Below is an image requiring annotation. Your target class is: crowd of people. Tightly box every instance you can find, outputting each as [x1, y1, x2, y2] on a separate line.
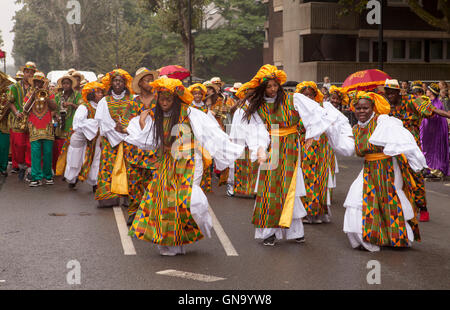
[0, 61, 449, 255]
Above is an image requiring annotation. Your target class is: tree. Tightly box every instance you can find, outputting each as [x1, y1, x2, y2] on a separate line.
[338, 0, 450, 33]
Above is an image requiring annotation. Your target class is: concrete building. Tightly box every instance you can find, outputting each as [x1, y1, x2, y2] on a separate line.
[262, 0, 450, 83]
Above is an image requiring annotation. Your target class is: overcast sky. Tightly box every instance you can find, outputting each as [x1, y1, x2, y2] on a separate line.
[0, 0, 24, 67]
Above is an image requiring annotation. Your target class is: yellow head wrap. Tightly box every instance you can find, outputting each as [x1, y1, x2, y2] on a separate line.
[188, 83, 207, 100]
[82, 82, 105, 103]
[235, 65, 287, 98]
[352, 91, 390, 115]
[295, 81, 324, 103]
[329, 85, 349, 106]
[150, 77, 193, 104]
[101, 69, 134, 94]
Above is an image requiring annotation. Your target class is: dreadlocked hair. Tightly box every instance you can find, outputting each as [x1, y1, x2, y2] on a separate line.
[152, 93, 182, 154]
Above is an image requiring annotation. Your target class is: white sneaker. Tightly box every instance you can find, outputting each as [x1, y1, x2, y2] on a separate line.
[44, 179, 54, 185]
[226, 184, 234, 197]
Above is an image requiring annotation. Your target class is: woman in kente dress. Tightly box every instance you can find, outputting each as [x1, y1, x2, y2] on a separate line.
[325, 92, 426, 252]
[125, 78, 244, 256]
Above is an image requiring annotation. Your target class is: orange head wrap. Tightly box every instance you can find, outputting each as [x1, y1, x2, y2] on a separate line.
[352, 91, 391, 115]
[82, 82, 105, 103]
[101, 69, 133, 94]
[150, 77, 193, 104]
[295, 81, 324, 103]
[235, 65, 287, 98]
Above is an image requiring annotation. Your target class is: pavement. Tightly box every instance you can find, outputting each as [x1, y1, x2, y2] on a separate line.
[0, 155, 449, 290]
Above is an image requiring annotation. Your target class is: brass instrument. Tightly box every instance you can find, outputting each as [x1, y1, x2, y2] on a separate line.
[0, 71, 17, 122]
[16, 87, 36, 131]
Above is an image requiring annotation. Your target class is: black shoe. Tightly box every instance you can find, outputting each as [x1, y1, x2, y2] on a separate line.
[18, 168, 26, 181]
[92, 185, 97, 193]
[263, 234, 276, 246]
[29, 180, 42, 187]
[295, 237, 305, 243]
[0, 171, 7, 177]
[127, 214, 136, 226]
[25, 173, 32, 183]
[68, 179, 78, 189]
[10, 168, 20, 174]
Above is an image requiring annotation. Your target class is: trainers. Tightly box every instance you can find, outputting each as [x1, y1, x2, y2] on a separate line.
[226, 184, 234, 197]
[10, 168, 20, 174]
[25, 173, 32, 183]
[419, 210, 430, 222]
[263, 234, 276, 246]
[18, 168, 26, 180]
[29, 180, 42, 187]
[295, 237, 305, 243]
[44, 179, 54, 185]
[0, 171, 7, 177]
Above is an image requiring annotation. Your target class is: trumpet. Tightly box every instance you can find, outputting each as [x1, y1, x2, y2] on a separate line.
[0, 71, 17, 122]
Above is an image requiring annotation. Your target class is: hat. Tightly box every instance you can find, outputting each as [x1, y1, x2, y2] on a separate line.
[82, 81, 105, 103]
[384, 79, 400, 90]
[428, 83, 440, 96]
[31, 71, 47, 87]
[188, 83, 208, 100]
[229, 82, 242, 93]
[411, 80, 423, 91]
[203, 80, 221, 93]
[329, 85, 349, 106]
[72, 71, 85, 82]
[20, 61, 37, 72]
[210, 77, 225, 88]
[295, 81, 324, 103]
[150, 77, 193, 104]
[15, 71, 24, 80]
[353, 91, 390, 115]
[237, 65, 287, 97]
[57, 74, 77, 91]
[132, 67, 160, 94]
[101, 69, 133, 94]
[235, 82, 255, 99]
[67, 68, 77, 75]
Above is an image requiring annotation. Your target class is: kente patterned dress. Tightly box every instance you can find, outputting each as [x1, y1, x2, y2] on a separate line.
[389, 95, 435, 212]
[237, 93, 335, 240]
[121, 96, 158, 218]
[125, 104, 244, 254]
[94, 93, 132, 203]
[325, 110, 427, 252]
[63, 101, 101, 186]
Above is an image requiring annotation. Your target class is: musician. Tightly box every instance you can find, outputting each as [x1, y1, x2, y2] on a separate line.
[23, 72, 57, 187]
[0, 73, 14, 177]
[53, 74, 82, 172]
[7, 61, 36, 180]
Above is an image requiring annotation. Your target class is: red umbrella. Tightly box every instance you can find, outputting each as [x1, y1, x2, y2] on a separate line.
[158, 65, 191, 81]
[342, 69, 391, 92]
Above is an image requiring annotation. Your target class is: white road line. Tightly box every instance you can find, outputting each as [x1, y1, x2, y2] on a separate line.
[113, 207, 137, 256]
[156, 269, 226, 282]
[209, 207, 239, 257]
[427, 190, 449, 198]
[340, 165, 348, 169]
[0, 280, 5, 283]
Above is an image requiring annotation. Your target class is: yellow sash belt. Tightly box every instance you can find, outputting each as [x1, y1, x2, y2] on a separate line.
[365, 153, 391, 161]
[111, 142, 129, 195]
[177, 142, 213, 168]
[271, 126, 298, 137]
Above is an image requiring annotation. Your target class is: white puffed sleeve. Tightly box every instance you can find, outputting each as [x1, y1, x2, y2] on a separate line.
[322, 101, 356, 157]
[229, 108, 247, 145]
[94, 97, 127, 147]
[369, 114, 427, 172]
[188, 107, 245, 171]
[123, 115, 157, 151]
[72, 105, 99, 141]
[292, 93, 339, 140]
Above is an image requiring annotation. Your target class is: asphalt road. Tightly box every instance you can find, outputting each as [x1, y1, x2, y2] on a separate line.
[0, 155, 449, 290]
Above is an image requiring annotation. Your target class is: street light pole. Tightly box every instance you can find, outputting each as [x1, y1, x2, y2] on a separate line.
[378, 0, 384, 71]
[188, 0, 193, 85]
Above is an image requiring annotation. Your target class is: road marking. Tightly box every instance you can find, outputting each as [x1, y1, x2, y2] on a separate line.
[113, 207, 136, 256]
[156, 269, 226, 282]
[209, 207, 239, 257]
[339, 165, 348, 169]
[427, 190, 450, 198]
[0, 280, 5, 283]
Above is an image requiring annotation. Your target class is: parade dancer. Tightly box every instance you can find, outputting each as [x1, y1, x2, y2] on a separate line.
[63, 82, 104, 191]
[7, 61, 36, 180]
[54, 74, 82, 173]
[119, 67, 159, 225]
[385, 79, 450, 222]
[94, 69, 134, 207]
[24, 72, 58, 187]
[295, 81, 336, 224]
[125, 77, 244, 256]
[232, 65, 336, 246]
[325, 91, 426, 252]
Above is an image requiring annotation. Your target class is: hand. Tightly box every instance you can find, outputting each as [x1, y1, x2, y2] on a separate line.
[257, 147, 268, 164]
[115, 122, 124, 133]
[15, 112, 24, 119]
[139, 109, 151, 129]
[304, 138, 314, 150]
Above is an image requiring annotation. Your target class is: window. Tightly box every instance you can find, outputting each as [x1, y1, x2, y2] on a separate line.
[393, 40, 406, 59]
[359, 39, 370, 62]
[447, 41, 450, 59]
[372, 41, 387, 62]
[430, 40, 443, 60]
[409, 40, 422, 59]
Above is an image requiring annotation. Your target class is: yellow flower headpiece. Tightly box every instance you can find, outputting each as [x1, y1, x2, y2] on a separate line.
[188, 83, 207, 100]
[101, 69, 133, 94]
[150, 77, 193, 104]
[295, 81, 324, 103]
[82, 82, 105, 103]
[236, 65, 287, 98]
[352, 91, 390, 115]
[329, 85, 349, 106]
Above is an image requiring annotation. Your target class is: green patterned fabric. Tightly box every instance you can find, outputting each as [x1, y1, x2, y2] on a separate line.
[54, 91, 83, 135]
[353, 115, 420, 247]
[234, 147, 258, 196]
[7, 82, 27, 133]
[129, 104, 204, 246]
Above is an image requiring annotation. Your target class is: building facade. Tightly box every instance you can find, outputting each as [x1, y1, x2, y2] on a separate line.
[263, 0, 450, 83]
